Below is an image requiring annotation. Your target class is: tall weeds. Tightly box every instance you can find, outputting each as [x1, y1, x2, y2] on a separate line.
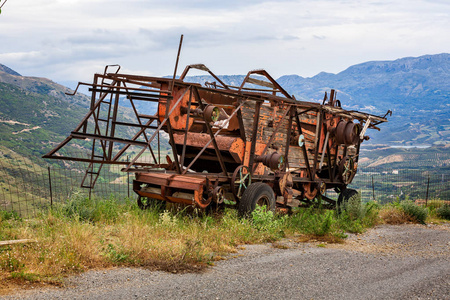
[2, 194, 442, 290]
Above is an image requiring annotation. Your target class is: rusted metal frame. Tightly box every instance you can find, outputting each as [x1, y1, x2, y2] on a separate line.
[170, 34, 183, 92]
[42, 136, 72, 158]
[110, 119, 154, 162]
[179, 64, 230, 90]
[109, 107, 156, 163]
[71, 132, 149, 147]
[90, 79, 121, 160]
[116, 77, 163, 90]
[97, 83, 165, 93]
[122, 82, 158, 164]
[106, 73, 174, 85]
[312, 108, 324, 179]
[252, 104, 293, 173]
[47, 156, 155, 166]
[166, 121, 181, 174]
[236, 108, 247, 141]
[192, 86, 228, 176]
[161, 35, 184, 175]
[181, 101, 246, 175]
[87, 162, 103, 189]
[136, 114, 159, 120]
[89, 88, 169, 101]
[228, 85, 280, 93]
[354, 133, 362, 164]
[157, 118, 161, 165]
[324, 122, 334, 182]
[238, 70, 292, 99]
[332, 142, 340, 181]
[107, 82, 122, 160]
[180, 88, 193, 168]
[248, 101, 262, 175]
[122, 88, 188, 172]
[283, 106, 294, 171]
[90, 101, 108, 160]
[87, 81, 169, 94]
[191, 83, 290, 106]
[42, 79, 121, 159]
[163, 109, 181, 173]
[294, 110, 313, 181]
[112, 121, 157, 130]
[83, 74, 99, 133]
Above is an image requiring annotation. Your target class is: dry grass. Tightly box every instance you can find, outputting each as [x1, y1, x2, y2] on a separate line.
[378, 206, 410, 224]
[0, 203, 280, 294]
[0, 197, 411, 294]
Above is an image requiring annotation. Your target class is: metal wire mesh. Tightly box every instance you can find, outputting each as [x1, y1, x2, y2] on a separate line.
[0, 156, 131, 218]
[1, 156, 449, 218]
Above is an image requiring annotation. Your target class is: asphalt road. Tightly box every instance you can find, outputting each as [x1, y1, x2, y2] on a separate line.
[5, 224, 450, 300]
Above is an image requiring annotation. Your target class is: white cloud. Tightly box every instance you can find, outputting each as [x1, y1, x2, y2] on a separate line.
[0, 0, 448, 83]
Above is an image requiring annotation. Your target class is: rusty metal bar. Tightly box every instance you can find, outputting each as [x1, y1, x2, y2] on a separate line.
[248, 101, 262, 174]
[71, 132, 149, 147]
[124, 82, 158, 164]
[192, 86, 228, 176]
[312, 108, 324, 178]
[170, 34, 183, 93]
[181, 101, 246, 175]
[283, 106, 294, 171]
[253, 104, 292, 172]
[180, 88, 193, 168]
[122, 87, 187, 172]
[294, 110, 313, 181]
[107, 82, 121, 160]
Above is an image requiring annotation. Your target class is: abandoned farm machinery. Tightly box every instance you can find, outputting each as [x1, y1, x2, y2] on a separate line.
[44, 62, 389, 215]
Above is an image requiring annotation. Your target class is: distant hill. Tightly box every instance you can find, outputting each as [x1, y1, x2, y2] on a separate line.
[0, 65, 164, 162]
[185, 54, 450, 146]
[0, 68, 91, 159]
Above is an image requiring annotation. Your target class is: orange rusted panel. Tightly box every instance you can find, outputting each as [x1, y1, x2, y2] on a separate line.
[158, 84, 196, 130]
[243, 141, 266, 175]
[172, 132, 245, 163]
[135, 172, 210, 208]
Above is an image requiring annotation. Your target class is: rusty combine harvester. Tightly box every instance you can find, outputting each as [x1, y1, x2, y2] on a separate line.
[44, 58, 389, 215]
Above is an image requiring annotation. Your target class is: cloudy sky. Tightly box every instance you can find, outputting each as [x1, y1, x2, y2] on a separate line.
[0, 0, 449, 87]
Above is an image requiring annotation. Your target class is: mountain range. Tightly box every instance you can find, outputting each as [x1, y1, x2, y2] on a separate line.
[186, 53, 450, 146]
[0, 53, 448, 163]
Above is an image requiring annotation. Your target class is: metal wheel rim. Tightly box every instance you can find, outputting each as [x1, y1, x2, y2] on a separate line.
[231, 165, 251, 200]
[256, 195, 271, 208]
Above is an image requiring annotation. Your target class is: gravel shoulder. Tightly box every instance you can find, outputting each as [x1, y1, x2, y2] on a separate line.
[4, 223, 450, 300]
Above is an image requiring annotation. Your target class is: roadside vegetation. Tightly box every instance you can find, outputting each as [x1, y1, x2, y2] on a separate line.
[0, 193, 448, 293]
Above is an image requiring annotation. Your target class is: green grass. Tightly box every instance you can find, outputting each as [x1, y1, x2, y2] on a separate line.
[1, 194, 448, 292]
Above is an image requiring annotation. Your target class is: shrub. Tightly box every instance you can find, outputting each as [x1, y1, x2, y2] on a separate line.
[436, 204, 450, 220]
[289, 208, 342, 237]
[59, 194, 121, 223]
[251, 206, 286, 234]
[379, 206, 409, 224]
[400, 200, 428, 224]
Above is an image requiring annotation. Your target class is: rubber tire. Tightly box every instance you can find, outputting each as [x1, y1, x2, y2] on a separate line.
[238, 182, 276, 217]
[337, 188, 359, 211]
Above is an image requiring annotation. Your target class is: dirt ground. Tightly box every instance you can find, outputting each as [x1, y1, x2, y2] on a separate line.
[3, 223, 450, 300]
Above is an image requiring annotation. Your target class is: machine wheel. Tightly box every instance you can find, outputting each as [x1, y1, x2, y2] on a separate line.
[238, 182, 275, 217]
[231, 165, 251, 201]
[337, 188, 359, 210]
[339, 156, 356, 184]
